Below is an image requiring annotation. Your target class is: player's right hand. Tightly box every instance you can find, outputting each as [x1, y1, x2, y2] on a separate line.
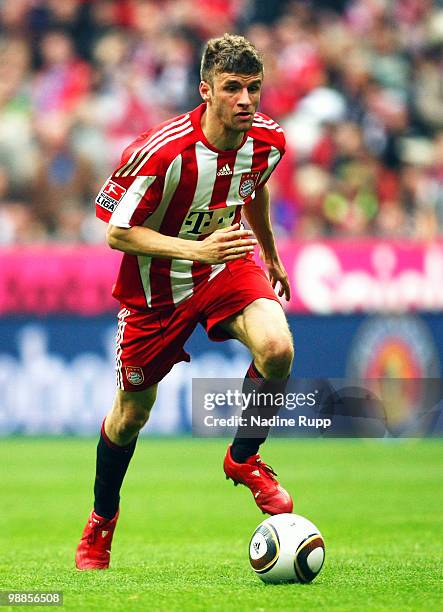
[195, 223, 258, 264]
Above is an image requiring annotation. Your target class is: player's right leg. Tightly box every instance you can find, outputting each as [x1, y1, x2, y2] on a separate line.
[75, 300, 199, 570]
[75, 386, 156, 570]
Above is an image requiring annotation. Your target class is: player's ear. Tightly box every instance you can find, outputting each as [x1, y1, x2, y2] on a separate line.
[199, 81, 211, 103]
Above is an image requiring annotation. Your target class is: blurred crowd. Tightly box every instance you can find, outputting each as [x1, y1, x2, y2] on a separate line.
[1, 0, 443, 244]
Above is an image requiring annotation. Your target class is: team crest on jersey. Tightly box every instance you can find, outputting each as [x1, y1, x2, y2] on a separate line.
[96, 179, 127, 213]
[239, 172, 260, 199]
[125, 366, 144, 386]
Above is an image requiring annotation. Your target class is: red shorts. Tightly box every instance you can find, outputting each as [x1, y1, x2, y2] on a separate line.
[116, 257, 281, 390]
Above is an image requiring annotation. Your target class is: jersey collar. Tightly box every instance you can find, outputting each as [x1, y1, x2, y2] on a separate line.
[190, 103, 249, 154]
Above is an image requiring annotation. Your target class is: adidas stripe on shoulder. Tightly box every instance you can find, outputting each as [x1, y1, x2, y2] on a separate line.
[116, 114, 194, 178]
[252, 113, 284, 132]
[250, 112, 286, 155]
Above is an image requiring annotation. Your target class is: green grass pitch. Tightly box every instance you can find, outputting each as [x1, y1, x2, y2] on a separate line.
[0, 438, 442, 611]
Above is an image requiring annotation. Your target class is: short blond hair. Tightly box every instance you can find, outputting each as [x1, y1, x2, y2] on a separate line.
[200, 33, 263, 85]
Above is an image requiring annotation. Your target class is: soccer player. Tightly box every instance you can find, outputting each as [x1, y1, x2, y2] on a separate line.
[75, 33, 294, 570]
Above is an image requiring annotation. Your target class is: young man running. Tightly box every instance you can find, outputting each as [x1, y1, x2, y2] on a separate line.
[76, 33, 294, 570]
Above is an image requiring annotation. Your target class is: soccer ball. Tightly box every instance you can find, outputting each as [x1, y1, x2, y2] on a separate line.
[249, 513, 325, 584]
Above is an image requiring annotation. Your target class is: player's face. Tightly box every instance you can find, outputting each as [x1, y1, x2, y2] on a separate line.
[204, 72, 262, 133]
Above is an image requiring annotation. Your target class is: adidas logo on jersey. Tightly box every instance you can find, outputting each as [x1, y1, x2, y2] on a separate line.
[217, 164, 233, 176]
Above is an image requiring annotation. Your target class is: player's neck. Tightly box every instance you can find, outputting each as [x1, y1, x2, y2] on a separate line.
[200, 108, 244, 151]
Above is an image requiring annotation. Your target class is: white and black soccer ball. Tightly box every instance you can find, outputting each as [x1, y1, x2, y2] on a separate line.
[249, 513, 325, 584]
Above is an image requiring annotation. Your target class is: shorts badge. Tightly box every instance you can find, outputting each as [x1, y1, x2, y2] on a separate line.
[125, 366, 144, 386]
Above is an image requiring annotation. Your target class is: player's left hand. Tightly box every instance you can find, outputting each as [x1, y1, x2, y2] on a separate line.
[264, 257, 291, 301]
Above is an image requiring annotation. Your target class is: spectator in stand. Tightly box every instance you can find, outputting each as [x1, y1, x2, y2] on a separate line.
[0, 166, 47, 244]
[429, 132, 443, 230]
[0, 37, 34, 194]
[413, 45, 443, 133]
[81, 29, 159, 169]
[32, 28, 91, 116]
[30, 111, 95, 237]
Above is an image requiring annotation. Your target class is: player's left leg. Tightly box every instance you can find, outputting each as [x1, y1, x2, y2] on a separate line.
[219, 297, 293, 378]
[219, 298, 295, 514]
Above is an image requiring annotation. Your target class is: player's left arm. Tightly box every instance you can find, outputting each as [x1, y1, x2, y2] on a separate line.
[243, 184, 291, 301]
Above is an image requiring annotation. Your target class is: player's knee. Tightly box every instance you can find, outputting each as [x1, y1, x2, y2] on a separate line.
[112, 387, 156, 437]
[113, 396, 151, 435]
[258, 337, 294, 378]
[116, 409, 149, 437]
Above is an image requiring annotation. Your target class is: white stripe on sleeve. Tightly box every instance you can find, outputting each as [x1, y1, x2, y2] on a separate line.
[109, 175, 157, 228]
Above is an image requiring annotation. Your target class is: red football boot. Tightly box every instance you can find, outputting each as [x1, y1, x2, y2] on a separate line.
[223, 445, 293, 515]
[75, 510, 119, 570]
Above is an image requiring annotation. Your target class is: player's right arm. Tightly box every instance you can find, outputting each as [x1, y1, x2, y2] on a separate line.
[106, 223, 257, 264]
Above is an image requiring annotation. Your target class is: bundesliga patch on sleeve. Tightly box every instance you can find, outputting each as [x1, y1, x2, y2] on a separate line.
[96, 179, 127, 213]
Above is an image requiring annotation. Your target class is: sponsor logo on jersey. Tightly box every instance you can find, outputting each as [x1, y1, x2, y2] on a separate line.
[96, 179, 127, 213]
[217, 163, 233, 176]
[239, 172, 260, 198]
[125, 366, 145, 386]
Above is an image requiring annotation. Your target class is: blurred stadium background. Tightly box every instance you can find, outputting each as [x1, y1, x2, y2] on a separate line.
[1, 0, 443, 436]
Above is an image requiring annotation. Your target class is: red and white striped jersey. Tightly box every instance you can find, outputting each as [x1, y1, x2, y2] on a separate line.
[96, 103, 285, 310]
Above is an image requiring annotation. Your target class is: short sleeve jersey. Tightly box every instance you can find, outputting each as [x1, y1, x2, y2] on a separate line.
[96, 103, 285, 310]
